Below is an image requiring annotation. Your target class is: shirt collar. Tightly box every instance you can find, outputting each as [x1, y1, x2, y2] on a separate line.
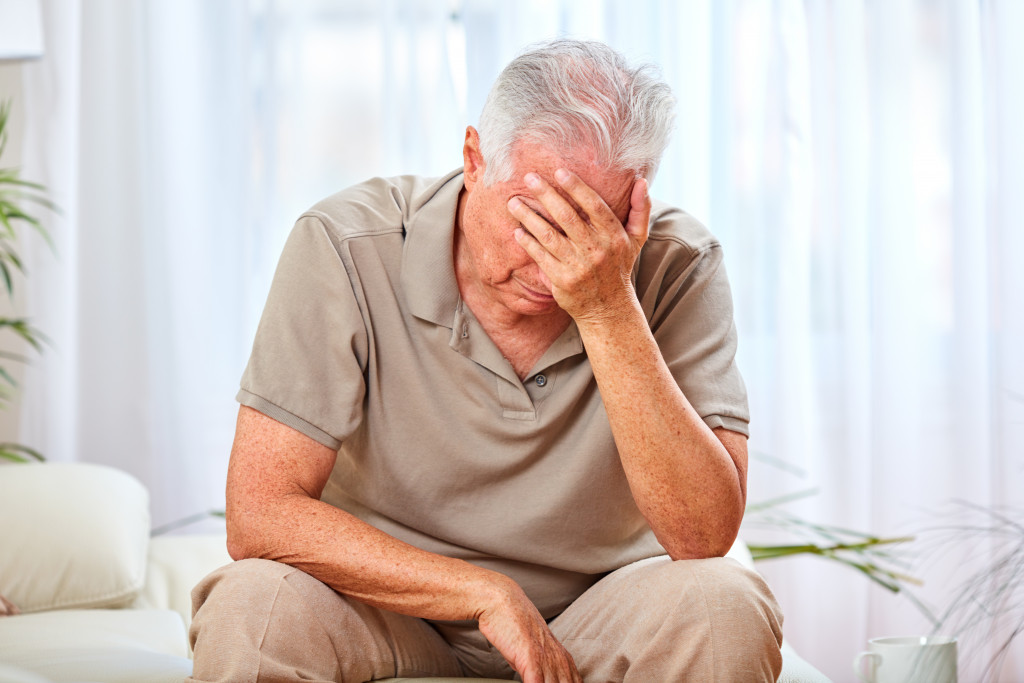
[401, 169, 465, 327]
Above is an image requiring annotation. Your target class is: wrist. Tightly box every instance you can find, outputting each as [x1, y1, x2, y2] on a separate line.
[470, 569, 526, 621]
[573, 289, 644, 336]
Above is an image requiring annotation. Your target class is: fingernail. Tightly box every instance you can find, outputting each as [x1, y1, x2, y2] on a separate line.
[508, 197, 522, 211]
[514, 227, 525, 240]
[555, 168, 570, 184]
[524, 173, 541, 188]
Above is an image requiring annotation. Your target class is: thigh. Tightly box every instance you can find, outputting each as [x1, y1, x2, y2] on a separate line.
[549, 556, 783, 683]
[189, 559, 464, 683]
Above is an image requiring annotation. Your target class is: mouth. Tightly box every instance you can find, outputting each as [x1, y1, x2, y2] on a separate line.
[515, 279, 555, 302]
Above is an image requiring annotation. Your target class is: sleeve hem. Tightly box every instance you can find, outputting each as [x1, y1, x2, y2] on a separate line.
[702, 414, 750, 437]
[236, 389, 343, 450]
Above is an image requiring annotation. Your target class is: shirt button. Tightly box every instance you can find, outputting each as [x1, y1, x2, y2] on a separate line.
[535, 374, 547, 387]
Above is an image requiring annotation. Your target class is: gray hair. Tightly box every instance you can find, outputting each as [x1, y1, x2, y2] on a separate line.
[477, 39, 676, 185]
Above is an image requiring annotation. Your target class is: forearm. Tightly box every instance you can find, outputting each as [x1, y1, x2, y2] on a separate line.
[227, 488, 518, 623]
[507, 167, 746, 558]
[577, 295, 746, 560]
[226, 405, 522, 624]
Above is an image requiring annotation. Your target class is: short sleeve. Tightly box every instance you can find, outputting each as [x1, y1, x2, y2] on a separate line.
[642, 238, 750, 436]
[237, 216, 369, 449]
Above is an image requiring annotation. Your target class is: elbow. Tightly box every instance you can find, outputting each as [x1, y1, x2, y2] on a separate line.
[700, 531, 742, 560]
[226, 526, 254, 562]
[225, 505, 268, 562]
[226, 532, 252, 562]
[659, 511, 744, 561]
[664, 536, 737, 562]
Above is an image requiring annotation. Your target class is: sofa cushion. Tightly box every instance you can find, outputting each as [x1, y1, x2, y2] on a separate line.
[133, 534, 232, 629]
[0, 592, 20, 615]
[0, 664, 50, 683]
[0, 462, 150, 612]
[0, 609, 192, 683]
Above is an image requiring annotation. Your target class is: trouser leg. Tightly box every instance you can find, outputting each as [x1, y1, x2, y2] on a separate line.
[550, 556, 784, 682]
[187, 559, 464, 683]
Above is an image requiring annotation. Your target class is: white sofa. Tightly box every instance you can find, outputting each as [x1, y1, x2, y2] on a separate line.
[0, 462, 830, 682]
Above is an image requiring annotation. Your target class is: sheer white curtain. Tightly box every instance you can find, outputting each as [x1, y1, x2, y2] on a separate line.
[18, 0, 1023, 680]
[716, 3, 1023, 680]
[21, 0, 255, 533]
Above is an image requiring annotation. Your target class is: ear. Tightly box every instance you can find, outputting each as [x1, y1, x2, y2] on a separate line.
[463, 126, 485, 191]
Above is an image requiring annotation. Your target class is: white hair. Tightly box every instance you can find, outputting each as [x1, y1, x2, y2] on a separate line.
[477, 39, 676, 185]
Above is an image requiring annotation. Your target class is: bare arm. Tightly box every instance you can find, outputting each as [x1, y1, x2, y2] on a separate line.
[226, 405, 581, 683]
[573, 299, 747, 559]
[510, 170, 747, 560]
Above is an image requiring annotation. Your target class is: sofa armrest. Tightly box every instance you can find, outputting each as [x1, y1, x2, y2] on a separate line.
[133, 534, 231, 630]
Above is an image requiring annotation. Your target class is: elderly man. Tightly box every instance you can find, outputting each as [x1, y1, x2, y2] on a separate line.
[189, 39, 783, 682]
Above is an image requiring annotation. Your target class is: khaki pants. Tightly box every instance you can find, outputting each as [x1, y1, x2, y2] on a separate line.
[188, 556, 783, 682]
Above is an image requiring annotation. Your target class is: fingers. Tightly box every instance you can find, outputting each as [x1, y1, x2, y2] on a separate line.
[519, 637, 582, 683]
[508, 168, 646, 321]
[507, 168, 629, 264]
[552, 168, 621, 233]
[523, 168, 649, 249]
[625, 177, 652, 242]
[526, 172, 592, 241]
[508, 197, 570, 264]
[476, 580, 582, 683]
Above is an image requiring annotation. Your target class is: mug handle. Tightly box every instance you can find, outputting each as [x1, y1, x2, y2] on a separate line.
[853, 651, 881, 683]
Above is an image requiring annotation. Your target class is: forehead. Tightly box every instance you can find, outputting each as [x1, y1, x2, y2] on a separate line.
[506, 141, 635, 217]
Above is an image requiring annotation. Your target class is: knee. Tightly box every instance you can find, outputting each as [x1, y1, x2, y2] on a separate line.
[690, 558, 781, 622]
[663, 558, 784, 675]
[191, 558, 294, 619]
[189, 560, 350, 681]
[189, 558, 311, 652]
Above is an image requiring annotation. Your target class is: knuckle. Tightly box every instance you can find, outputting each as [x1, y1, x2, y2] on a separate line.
[553, 206, 577, 227]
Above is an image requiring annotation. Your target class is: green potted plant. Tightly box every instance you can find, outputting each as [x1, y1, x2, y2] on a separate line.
[0, 99, 53, 463]
[743, 456, 1024, 682]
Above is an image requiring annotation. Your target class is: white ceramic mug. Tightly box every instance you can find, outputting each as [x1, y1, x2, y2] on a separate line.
[853, 636, 957, 683]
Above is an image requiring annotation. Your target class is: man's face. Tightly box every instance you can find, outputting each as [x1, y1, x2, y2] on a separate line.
[456, 129, 636, 318]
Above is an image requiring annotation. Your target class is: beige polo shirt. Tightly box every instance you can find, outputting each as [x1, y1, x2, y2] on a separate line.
[238, 169, 749, 618]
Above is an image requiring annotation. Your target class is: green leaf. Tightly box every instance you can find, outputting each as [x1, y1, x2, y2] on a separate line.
[0, 450, 30, 463]
[0, 210, 13, 238]
[2, 247, 24, 276]
[0, 318, 48, 352]
[0, 259, 11, 296]
[0, 442, 45, 462]
[0, 176, 50, 192]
